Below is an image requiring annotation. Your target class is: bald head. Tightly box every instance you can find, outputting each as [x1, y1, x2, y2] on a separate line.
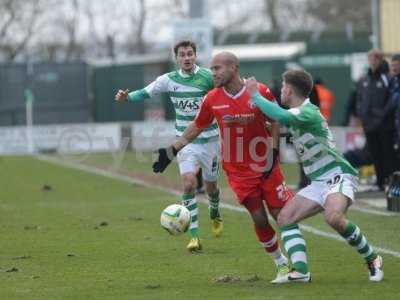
[214, 51, 239, 68]
[211, 51, 240, 88]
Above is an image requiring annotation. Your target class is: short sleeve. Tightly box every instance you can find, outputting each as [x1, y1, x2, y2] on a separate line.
[143, 74, 169, 97]
[259, 83, 277, 102]
[194, 94, 215, 129]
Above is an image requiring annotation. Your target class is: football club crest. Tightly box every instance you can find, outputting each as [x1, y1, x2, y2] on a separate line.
[248, 100, 256, 109]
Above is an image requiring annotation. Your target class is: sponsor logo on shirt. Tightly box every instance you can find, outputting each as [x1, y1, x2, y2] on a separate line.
[212, 105, 230, 109]
[176, 99, 200, 111]
[222, 115, 235, 123]
[222, 113, 255, 126]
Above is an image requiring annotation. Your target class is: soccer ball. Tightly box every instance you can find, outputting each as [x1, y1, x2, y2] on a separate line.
[160, 204, 191, 235]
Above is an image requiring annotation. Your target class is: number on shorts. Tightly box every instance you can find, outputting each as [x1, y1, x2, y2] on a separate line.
[276, 184, 285, 200]
[327, 175, 342, 186]
[211, 156, 218, 174]
[276, 182, 293, 202]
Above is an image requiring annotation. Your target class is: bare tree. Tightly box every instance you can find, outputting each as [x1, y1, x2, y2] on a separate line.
[126, 0, 147, 55]
[81, 0, 124, 60]
[264, 0, 279, 32]
[170, 0, 187, 18]
[64, 0, 81, 61]
[135, 0, 146, 54]
[276, 0, 324, 34]
[306, 0, 371, 31]
[210, 1, 256, 32]
[0, 0, 373, 63]
[0, 0, 16, 40]
[36, 0, 83, 62]
[0, 0, 44, 61]
[82, 0, 101, 58]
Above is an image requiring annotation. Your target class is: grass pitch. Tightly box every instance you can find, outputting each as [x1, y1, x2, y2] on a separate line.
[0, 155, 399, 299]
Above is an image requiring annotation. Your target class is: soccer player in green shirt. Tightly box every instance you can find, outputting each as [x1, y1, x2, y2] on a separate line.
[245, 70, 383, 283]
[115, 40, 222, 252]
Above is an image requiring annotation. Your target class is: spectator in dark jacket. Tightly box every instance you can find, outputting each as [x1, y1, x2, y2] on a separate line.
[343, 81, 361, 127]
[389, 54, 400, 147]
[356, 49, 397, 190]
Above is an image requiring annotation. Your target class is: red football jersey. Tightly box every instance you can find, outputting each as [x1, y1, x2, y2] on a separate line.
[195, 83, 276, 177]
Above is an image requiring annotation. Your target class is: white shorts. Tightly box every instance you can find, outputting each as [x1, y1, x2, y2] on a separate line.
[176, 141, 220, 182]
[297, 174, 358, 208]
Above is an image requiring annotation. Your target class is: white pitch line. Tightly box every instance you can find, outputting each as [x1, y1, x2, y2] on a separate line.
[37, 155, 400, 258]
[350, 206, 397, 217]
[217, 202, 400, 257]
[299, 224, 400, 258]
[289, 185, 396, 217]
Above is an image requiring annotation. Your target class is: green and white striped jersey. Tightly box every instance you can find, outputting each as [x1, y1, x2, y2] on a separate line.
[287, 100, 357, 181]
[128, 65, 218, 144]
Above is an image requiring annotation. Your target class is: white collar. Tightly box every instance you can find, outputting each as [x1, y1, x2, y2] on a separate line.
[178, 65, 199, 77]
[301, 98, 310, 106]
[222, 85, 246, 99]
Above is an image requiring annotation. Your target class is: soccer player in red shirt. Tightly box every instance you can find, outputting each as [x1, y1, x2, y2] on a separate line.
[153, 51, 298, 282]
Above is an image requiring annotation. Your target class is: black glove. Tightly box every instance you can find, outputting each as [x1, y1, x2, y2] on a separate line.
[152, 146, 178, 173]
[263, 148, 279, 179]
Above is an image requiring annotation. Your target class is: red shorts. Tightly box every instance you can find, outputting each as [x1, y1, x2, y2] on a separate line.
[227, 164, 293, 212]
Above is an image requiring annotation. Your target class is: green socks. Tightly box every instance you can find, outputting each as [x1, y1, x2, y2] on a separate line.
[280, 224, 309, 274]
[341, 221, 377, 263]
[182, 193, 199, 238]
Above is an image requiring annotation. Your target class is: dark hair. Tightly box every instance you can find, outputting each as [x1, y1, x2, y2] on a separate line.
[173, 40, 197, 56]
[392, 54, 400, 62]
[314, 77, 323, 85]
[282, 69, 313, 98]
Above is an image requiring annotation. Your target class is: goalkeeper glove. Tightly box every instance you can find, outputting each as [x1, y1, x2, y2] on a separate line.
[152, 146, 178, 173]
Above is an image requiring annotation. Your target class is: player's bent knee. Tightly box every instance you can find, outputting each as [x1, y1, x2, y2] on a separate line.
[182, 174, 197, 194]
[204, 182, 218, 195]
[324, 210, 343, 228]
[183, 183, 196, 194]
[277, 211, 291, 228]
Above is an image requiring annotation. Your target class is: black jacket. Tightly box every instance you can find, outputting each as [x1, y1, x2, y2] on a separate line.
[356, 61, 394, 132]
[343, 84, 358, 126]
[390, 74, 400, 142]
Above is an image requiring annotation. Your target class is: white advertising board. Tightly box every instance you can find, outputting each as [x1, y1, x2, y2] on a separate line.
[131, 121, 175, 151]
[0, 123, 121, 155]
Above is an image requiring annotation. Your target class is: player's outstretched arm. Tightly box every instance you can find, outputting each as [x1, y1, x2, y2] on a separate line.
[115, 74, 169, 103]
[152, 123, 204, 173]
[115, 88, 151, 103]
[173, 123, 204, 152]
[115, 89, 129, 102]
[245, 77, 293, 126]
